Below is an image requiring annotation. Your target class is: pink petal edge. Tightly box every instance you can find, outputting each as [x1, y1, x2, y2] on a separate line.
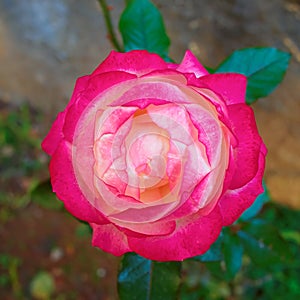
[127, 206, 223, 261]
[193, 73, 247, 105]
[219, 143, 267, 226]
[92, 50, 168, 77]
[226, 104, 263, 189]
[175, 50, 209, 78]
[50, 140, 108, 224]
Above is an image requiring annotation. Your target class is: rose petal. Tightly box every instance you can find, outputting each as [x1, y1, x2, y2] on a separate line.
[127, 205, 223, 261]
[190, 73, 247, 105]
[175, 50, 208, 78]
[92, 50, 168, 77]
[185, 103, 222, 165]
[91, 223, 130, 256]
[219, 144, 266, 226]
[50, 140, 108, 224]
[226, 104, 263, 189]
[42, 111, 66, 156]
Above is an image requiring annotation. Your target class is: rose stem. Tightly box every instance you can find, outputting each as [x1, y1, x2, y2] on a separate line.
[97, 0, 124, 52]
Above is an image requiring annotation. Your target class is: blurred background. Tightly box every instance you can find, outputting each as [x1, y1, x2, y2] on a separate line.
[0, 0, 299, 299]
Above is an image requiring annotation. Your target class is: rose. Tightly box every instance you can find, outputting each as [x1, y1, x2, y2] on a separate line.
[42, 50, 266, 261]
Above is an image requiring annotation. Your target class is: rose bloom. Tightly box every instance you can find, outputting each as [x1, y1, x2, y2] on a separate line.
[42, 50, 266, 261]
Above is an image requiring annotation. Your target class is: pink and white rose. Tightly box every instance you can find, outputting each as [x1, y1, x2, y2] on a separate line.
[42, 50, 267, 261]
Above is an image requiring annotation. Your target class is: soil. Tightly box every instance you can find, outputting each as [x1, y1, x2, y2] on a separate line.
[0, 204, 120, 300]
[0, 0, 299, 299]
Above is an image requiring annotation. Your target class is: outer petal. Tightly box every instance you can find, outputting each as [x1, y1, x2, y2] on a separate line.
[92, 50, 168, 77]
[219, 143, 267, 226]
[50, 140, 108, 224]
[127, 206, 223, 261]
[190, 73, 247, 105]
[226, 104, 264, 189]
[91, 223, 130, 256]
[42, 111, 66, 156]
[175, 50, 208, 78]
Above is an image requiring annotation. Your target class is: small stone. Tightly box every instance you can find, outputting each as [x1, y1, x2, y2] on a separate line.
[50, 247, 64, 262]
[96, 267, 107, 278]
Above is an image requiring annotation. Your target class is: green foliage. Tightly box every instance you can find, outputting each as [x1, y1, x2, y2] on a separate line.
[180, 188, 300, 299]
[215, 47, 291, 104]
[179, 203, 300, 299]
[118, 253, 181, 300]
[239, 219, 293, 268]
[119, 0, 171, 60]
[222, 230, 244, 280]
[240, 203, 300, 299]
[0, 104, 42, 180]
[0, 103, 45, 216]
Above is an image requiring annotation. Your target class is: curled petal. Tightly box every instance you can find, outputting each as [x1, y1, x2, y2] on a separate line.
[42, 111, 66, 156]
[175, 50, 209, 78]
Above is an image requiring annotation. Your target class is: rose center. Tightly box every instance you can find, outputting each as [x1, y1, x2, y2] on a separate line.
[124, 114, 172, 203]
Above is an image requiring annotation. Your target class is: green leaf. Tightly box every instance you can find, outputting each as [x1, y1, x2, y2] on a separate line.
[118, 253, 181, 300]
[31, 179, 64, 210]
[119, 0, 171, 60]
[239, 220, 293, 267]
[222, 233, 244, 279]
[238, 230, 279, 267]
[240, 180, 269, 221]
[193, 233, 223, 262]
[215, 47, 291, 104]
[261, 202, 300, 232]
[180, 282, 209, 300]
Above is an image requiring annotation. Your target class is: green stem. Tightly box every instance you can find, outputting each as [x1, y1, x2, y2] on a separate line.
[97, 0, 123, 51]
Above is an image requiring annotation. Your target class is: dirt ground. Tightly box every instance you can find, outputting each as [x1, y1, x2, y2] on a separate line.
[0, 0, 299, 299]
